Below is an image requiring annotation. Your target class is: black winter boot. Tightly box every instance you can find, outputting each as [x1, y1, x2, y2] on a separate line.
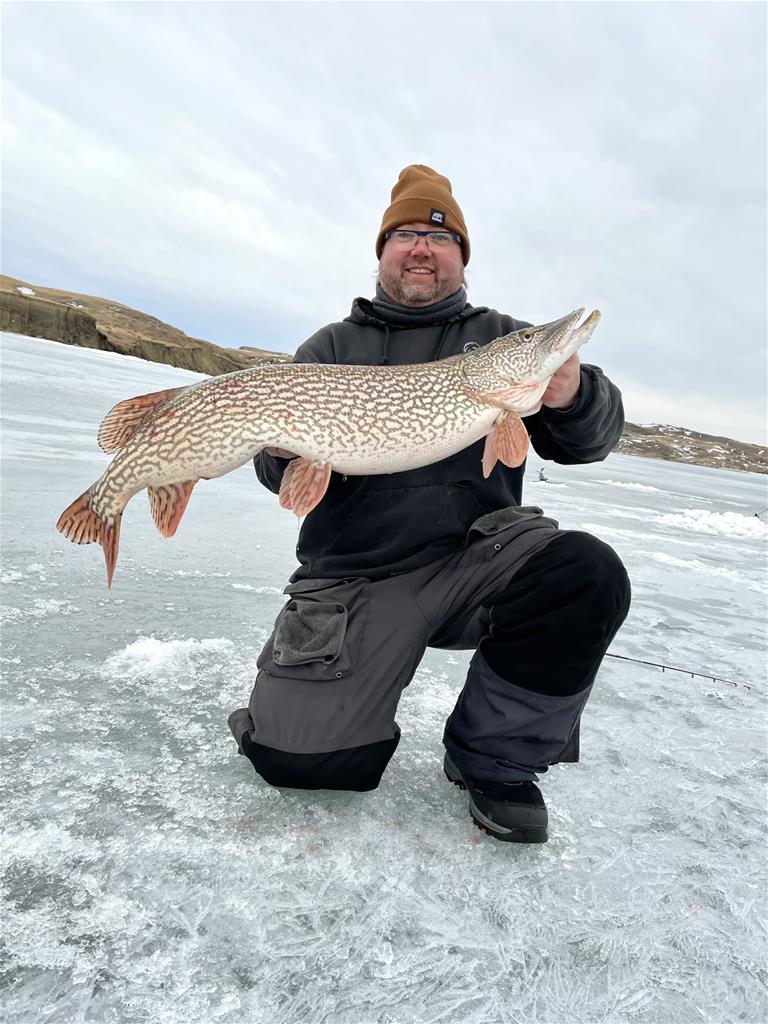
[444, 752, 548, 844]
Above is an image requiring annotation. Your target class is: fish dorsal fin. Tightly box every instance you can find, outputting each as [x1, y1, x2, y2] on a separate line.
[146, 480, 197, 537]
[278, 457, 332, 517]
[482, 412, 530, 478]
[97, 386, 189, 453]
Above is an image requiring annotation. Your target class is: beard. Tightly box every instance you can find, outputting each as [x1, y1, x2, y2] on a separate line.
[378, 262, 461, 307]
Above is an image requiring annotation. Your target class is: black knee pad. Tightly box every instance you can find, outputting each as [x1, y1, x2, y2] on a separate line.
[551, 532, 631, 624]
[240, 726, 401, 793]
[481, 532, 631, 696]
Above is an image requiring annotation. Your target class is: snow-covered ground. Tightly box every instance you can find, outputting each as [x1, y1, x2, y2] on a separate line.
[1, 332, 766, 1024]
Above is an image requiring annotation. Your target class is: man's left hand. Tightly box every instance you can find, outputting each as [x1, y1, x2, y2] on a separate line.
[541, 354, 581, 409]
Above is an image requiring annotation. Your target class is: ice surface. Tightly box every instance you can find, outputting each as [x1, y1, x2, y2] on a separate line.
[1, 332, 767, 1023]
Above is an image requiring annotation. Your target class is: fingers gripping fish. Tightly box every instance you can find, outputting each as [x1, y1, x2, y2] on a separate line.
[56, 309, 601, 586]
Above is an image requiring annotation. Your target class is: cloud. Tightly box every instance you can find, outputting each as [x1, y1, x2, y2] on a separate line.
[1, 1, 765, 442]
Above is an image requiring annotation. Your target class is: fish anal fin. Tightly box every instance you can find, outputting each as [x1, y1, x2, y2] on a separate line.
[279, 458, 331, 517]
[98, 386, 189, 454]
[482, 413, 530, 478]
[147, 480, 197, 537]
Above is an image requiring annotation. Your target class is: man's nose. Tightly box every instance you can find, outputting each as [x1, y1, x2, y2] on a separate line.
[409, 235, 432, 254]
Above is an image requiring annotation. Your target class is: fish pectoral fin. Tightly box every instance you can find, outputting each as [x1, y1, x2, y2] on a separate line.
[468, 381, 544, 411]
[147, 480, 197, 538]
[279, 458, 332, 517]
[481, 413, 530, 478]
[98, 386, 190, 453]
[482, 431, 499, 479]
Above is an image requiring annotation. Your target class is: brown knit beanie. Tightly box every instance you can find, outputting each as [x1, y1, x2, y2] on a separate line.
[376, 164, 470, 266]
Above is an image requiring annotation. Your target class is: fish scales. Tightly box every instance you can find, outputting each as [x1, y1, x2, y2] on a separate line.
[102, 358, 491, 495]
[57, 308, 601, 585]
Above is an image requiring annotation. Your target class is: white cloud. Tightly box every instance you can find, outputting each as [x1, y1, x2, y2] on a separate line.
[1, 1, 765, 442]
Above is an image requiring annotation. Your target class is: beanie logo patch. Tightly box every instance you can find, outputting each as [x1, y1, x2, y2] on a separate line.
[429, 208, 446, 225]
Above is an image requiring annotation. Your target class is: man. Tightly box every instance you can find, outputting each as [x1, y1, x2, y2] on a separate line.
[228, 165, 631, 843]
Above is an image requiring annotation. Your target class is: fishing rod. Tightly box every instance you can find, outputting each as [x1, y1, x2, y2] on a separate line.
[605, 652, 759, 693]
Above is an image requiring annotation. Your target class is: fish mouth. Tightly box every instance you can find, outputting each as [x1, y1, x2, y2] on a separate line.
[542, 308, 586, 340]
[569, 308, 601, 342]
[525, 308, 601, 383]
[542, 308, 600, 356]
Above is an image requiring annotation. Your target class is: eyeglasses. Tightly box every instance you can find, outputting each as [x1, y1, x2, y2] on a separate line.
[384, 229, 461, 249]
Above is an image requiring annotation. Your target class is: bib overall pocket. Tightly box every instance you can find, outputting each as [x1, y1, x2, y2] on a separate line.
[257, 577, 370, 682]
[465, 506, 559, 562]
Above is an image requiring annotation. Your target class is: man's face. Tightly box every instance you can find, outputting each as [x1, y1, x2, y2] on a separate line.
[378, 222, 464, 307]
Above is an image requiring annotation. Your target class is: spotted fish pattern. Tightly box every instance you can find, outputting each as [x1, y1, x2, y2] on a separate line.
[57, 308, 600, 586]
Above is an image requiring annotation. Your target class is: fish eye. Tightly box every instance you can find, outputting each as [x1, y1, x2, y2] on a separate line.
[523, 332, 533, 341]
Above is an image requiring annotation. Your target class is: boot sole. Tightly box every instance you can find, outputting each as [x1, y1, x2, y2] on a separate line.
[444, 768, 549, 844]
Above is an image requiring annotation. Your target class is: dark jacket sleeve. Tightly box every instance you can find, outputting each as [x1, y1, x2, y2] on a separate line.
[525, 364, 625, 464]
[253, 328, 337, 493]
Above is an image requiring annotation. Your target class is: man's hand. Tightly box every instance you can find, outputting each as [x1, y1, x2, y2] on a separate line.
[541, 354, 581, 409]
[263, 447, 298, 459]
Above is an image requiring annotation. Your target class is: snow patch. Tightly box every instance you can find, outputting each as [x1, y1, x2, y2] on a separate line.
[1, 598, 78, 623]
[655, 508, 767, 538]
[15, 286, 36, 296]
[231, 583, 283, 595]
[603, 479, 662, 492]
[99, 635, 235, 687]
[647, 551, 764, 589]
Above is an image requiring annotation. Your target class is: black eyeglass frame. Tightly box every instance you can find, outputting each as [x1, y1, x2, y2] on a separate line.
[383, 229, 462, 245]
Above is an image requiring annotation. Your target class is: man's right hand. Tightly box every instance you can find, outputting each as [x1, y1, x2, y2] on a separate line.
[263, 447, 298, 459]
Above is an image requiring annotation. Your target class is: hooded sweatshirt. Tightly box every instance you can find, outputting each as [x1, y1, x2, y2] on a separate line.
[254, 292, 624, 581]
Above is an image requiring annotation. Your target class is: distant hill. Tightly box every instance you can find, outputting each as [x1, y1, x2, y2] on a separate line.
[1, 275, 765, 475]
[0, 274, 289, 377]
[616, 423, 765, 475]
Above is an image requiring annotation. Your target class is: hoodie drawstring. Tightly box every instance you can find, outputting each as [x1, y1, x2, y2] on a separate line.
[381, 325, 390, 365]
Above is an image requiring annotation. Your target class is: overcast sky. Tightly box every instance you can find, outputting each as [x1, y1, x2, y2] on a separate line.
[2, 2, 765, 443]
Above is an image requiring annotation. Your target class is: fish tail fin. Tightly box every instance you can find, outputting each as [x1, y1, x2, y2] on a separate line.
[147, 480, 197, 537]
[101, 515, 122, 589]
[56, 486, 123, 588]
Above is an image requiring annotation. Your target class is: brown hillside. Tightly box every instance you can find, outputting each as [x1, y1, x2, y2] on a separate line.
[0, 275, 289, 376]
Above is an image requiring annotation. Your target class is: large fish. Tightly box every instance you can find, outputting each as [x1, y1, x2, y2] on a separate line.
[57, 308, 600, 586]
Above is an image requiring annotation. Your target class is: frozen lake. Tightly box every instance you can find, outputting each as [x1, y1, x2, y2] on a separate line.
[1, 332, 767, 1023]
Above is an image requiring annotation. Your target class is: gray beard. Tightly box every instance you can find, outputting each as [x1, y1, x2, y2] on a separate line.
[378, 267, 460, 307]
[371, 284, 468, 327]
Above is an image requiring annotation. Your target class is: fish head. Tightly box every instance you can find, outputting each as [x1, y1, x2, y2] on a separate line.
[461, 309, 601, 412]
[492, 308, 600, 382]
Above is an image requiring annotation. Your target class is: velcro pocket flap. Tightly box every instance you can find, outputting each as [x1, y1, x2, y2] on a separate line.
[273, 600, 347, 666]
[467, 505, 557, 540]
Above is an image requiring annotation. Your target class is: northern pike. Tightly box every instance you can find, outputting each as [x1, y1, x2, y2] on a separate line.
[57, 308, 600, 586]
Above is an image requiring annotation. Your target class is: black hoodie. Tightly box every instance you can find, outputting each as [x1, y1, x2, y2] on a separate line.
[254, 296, 624, 580]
